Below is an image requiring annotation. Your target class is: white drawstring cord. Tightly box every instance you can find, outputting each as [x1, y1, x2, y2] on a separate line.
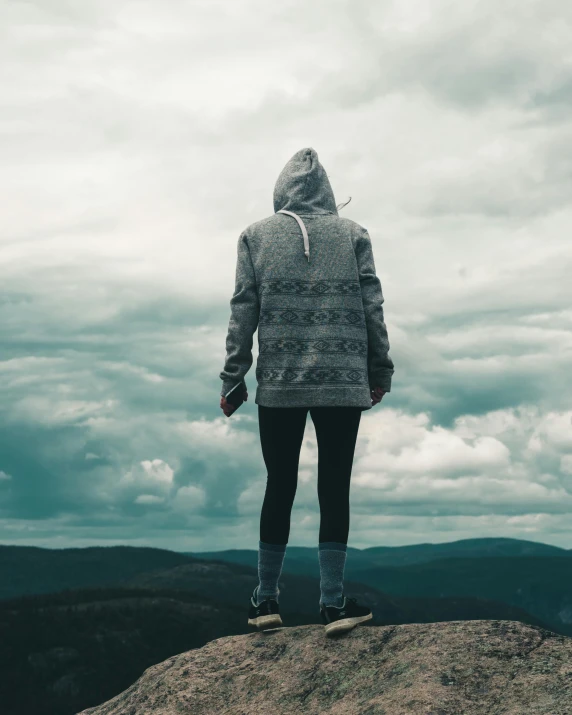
[276, 209, 310, 262]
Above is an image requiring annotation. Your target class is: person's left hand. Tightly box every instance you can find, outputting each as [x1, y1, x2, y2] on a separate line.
[220, 388, 248, 417]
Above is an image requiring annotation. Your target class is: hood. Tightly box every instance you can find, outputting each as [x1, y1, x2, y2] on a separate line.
[273, 147, 338, 216]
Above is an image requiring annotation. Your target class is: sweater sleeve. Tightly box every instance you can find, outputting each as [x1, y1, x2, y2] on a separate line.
[355, 227, 395, 392]
[219, 232, 260, 398]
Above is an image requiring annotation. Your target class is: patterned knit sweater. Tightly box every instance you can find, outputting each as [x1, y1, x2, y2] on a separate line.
[219, 147, 394, 410]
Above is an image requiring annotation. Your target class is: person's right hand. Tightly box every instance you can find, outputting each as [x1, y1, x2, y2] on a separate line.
[370, 387, 386, 406]
[220, 388, 248, 417]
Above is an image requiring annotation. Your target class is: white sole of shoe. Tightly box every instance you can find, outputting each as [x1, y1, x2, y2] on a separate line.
[324, 612, 372, 635]
[248, 614, 283, 629]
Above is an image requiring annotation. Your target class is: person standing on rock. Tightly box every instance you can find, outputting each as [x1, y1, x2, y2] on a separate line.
[219, 147, 394, 635]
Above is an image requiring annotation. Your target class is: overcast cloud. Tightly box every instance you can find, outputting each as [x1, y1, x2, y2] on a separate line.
[1, 0, 572, 551]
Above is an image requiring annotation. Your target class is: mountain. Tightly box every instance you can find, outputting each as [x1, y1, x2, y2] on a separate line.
[2, 539, 571, 714]
[2, 538, 568, 602]
[186, 536, 570, 575]
[183, 539, 572, 635]
[0, 578, 553, 715]
[348, 555, 572, 634]
[78, 620, 572, 714]
[121, 560, 558, 631]
[0, 545, 194, 600]
[0, 585, 277, 715]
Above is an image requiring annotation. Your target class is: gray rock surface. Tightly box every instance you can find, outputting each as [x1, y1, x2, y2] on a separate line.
[78, 620, 572, 715]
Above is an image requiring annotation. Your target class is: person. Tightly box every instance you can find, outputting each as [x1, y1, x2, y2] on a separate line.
[219, 147, 394, 635]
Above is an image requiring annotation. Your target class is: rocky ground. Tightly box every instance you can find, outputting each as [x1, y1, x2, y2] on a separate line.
[78, 619, 572, 715]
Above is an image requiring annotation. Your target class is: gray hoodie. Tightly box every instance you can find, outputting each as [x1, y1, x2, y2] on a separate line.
[219, 147, 394, 410]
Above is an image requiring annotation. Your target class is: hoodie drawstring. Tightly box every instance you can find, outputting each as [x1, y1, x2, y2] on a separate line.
[276, 209, 310, 262]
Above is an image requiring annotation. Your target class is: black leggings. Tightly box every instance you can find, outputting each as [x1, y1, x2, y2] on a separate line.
[258, 404, 362, 546]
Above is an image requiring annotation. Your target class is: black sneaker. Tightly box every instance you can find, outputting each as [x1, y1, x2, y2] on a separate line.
[247, 586, 283, 631]
[319, 593, 373, 636]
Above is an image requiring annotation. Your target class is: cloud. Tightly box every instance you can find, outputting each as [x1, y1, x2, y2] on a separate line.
[348, 406, 572, 516]
[134, 494, 165, 505]
[0, 0, 571, 549]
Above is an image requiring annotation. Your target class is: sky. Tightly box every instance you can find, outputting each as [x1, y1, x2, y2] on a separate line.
[1, 0, 572, 552]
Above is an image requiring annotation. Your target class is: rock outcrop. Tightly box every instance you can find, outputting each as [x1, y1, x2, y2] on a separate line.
[78, 620, 572, 715]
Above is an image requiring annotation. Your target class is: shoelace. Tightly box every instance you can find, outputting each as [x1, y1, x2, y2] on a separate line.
[259, 600, 275, 614]
[320, 596, 359, 611]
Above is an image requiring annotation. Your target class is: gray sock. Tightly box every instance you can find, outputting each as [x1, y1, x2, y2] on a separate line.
[256, 540, 287, 604]
[319, 541, 347, 608]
